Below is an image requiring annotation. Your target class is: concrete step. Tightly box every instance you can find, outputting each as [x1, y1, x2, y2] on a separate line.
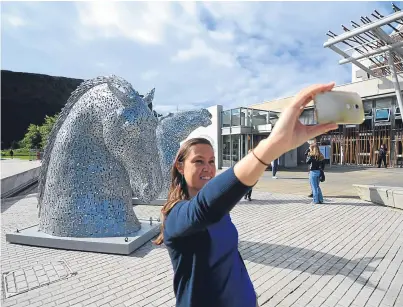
[353, 184, 403, 209]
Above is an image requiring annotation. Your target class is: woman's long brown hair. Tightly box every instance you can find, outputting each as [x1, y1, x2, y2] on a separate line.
[309, 144, 324, 161]
[153, 137, 213, 245]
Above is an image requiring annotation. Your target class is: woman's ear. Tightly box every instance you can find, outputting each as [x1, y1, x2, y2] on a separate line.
[176, 161, 184, 175]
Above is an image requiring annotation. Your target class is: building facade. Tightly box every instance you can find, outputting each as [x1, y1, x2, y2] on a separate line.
[249, 78, 403, 168]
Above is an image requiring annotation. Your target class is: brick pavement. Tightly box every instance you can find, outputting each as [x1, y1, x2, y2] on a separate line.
[219, 166, 403, 198]
[1, 192, 403, 307]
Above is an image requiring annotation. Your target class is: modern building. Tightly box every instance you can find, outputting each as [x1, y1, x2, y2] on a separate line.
[187, 74, 402, 169]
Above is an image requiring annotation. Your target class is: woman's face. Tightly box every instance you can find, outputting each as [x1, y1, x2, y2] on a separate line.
[178, 144, 216, 197]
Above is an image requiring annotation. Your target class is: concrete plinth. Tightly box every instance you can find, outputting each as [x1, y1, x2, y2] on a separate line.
[353, 184, 403, 209]
[6, 221, 160, 255]
[1, 160, 41, 198]
[132, 198, 166, 206]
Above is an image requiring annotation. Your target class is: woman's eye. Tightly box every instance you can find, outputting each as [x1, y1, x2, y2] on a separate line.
[195, 160, 203, 164]
[209, 161, 215, 164]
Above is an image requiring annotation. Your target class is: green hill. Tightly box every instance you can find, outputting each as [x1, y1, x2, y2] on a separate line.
[1, 70, 83, 149]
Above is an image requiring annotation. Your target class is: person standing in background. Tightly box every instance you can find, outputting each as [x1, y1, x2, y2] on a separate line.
[271, 158, 279, 179]
[306, 144, 325, 204]
[304, 146, 313, 197]
[378, 144, 387, 168]
[244, 149, 253, 201]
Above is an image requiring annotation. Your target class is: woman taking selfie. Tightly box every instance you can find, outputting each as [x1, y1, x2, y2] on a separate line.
[306, 143, 325, 204]
[153, 83, 338, 307]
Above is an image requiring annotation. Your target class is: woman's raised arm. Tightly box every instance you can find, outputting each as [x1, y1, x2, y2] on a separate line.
[234, 83, 338, 186]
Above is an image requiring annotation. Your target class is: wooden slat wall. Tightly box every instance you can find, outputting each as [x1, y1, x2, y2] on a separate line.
[328, 124, 402, 167]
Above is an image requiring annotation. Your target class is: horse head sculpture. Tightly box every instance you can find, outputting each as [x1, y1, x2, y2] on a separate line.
[155, 109, 212, 199]
[38, 75, 162, 237]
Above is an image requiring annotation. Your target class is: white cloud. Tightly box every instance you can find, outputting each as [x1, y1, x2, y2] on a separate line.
[208, 30, 234, 42]
[1, 1, 392, 114]
[75, 2, 176, 44]
[171, 38, 234, 68]
[2, 13, 26, 27]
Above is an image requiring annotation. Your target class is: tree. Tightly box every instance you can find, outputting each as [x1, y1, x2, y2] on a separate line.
[10, 140, 19, 149]
[20, 124, 42, 149]
[39, 113, 58, 149]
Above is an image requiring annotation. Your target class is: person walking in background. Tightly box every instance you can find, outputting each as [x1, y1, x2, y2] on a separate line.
[306, 143, 325, 204]
[304, 146, 313, 197]
[9, 149, 14, 159]
[153, 83, 338, 307]
[378, 144, 387, 168]
[244, 149, 253, 201]
[271, 158, 279, 179]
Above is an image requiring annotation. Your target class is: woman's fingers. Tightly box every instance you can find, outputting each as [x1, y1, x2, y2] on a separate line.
[305, 123, 338, 140]
[293, 82, 335, 109]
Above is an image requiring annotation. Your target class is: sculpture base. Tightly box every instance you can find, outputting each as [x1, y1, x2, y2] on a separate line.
[5, 221, 160, 255]
[132, 198, 166, 206]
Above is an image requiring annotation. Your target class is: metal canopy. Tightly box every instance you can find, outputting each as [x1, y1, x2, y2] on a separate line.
[324, 3, 403, 114]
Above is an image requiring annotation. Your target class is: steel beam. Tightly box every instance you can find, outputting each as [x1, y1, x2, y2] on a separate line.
[339, 41, 403, 65]
[323, 11, 403, 47]
[329, 45, 378, 77]
[371, 27, 403, 58]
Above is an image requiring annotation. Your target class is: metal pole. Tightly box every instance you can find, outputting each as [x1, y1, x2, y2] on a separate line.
[388, 51, 403, 116]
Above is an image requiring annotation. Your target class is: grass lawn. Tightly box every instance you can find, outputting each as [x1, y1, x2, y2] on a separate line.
[1, 155, 36, 161]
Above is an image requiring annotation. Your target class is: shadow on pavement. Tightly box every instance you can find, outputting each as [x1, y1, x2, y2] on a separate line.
[237, 199, 312, 205]
[324, 195, 360, 199]
[240, 240, 382, 289]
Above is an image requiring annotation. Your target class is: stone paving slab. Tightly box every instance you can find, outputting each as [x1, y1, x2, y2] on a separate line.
[1, 192, 403, 307]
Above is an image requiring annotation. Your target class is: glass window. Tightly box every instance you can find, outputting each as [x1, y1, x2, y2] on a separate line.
[375, 98, 392, 108]
[269, 112, 279, 125]
[299, 109, 316, 125]
[222, 110, 231, 127]
[252, 110, 268, 126]
[222, 135, 231, 167]
[240, 135, 247, 159]
[231, 109, 241, 126]
[231, 135, 240, 165]
[363, 100, 373, 116]
[375, 108, 391, 122]
[240, 108, 252, 127]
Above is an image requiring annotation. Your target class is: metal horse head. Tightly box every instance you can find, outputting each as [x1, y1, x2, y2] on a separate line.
[155, 108, 213, 199]
[38, 75, 162, 237]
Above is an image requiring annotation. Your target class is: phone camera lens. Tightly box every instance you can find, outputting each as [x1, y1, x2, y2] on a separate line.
[355, 104, 359, 109]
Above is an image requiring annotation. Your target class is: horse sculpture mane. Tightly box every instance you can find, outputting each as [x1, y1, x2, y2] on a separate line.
[38, 76, 118, 208]
[38, 75, 162, 237]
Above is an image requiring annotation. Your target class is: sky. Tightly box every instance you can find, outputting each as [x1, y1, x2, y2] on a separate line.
[1, 1, 401, 114]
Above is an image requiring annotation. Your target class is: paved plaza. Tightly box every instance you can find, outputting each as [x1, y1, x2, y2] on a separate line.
[239, 166, 403, 198]
[2, 179, 403, 307]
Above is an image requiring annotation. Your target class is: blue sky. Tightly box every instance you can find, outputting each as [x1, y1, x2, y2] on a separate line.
[1, 1, 400, 113]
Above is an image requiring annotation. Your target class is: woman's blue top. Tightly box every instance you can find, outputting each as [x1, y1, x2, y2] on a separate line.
[164, 167, 256, 307]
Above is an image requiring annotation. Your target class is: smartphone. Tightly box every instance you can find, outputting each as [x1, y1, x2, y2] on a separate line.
[313, 91, 365, 125]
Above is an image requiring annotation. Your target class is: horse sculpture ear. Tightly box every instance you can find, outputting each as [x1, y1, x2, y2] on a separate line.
[143, 88, 155, 108]
[158, 112, 174, 122]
